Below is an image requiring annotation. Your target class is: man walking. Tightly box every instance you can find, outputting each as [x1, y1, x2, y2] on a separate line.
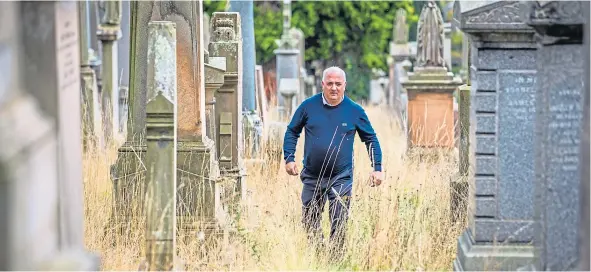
[283, 66, 384, 259]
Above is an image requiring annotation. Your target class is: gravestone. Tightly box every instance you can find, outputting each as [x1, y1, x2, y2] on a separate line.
[208, 12, 248, 203]
[274, 0, 299, 120]
[580, 2, 590, 270]
[229, 0, 263, 159]
[401, 1, 462, 149]
[144, 21, 177, 271]
[453, 1, 538, 270]
[255, 65, 268, 125]
[117, 0, 131, 133]
[97, 0, 122, 143]
[525, 1, 588, 270]
[79, 1, 103, 149]
[443, 22, 452, 71]
[0, 1, 99, 270]
[110, 1, 220, 236]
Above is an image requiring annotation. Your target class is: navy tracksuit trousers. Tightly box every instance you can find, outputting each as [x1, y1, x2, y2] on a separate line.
[300, 168, 353, 257]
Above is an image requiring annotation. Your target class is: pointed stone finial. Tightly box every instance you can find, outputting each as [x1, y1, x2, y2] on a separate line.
[282, 0, 291, 34]
[393, 8, 409, 44]
[415, 1, 446, 68]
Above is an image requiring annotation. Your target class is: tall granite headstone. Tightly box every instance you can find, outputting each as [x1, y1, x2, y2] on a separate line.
[1, 2, 99, 270]
[526, 1, 587, 269]
[453, 1, 538, 270]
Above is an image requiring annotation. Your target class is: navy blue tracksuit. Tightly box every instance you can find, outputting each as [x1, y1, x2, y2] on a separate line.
[283, 93, 383, 257]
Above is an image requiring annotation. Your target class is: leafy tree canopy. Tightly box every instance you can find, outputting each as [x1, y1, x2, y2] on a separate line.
[205, 0, 418, 72]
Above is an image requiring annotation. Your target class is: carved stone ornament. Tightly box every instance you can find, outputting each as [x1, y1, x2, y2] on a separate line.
[466, 2, 522, 24]
[211, 17, 235, 42]
[529, 1, 585, 25]
[415, 1, 446, 68]
[394, 8, 409, 44]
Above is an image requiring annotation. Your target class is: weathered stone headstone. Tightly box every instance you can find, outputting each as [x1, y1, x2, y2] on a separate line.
[97, 0, 122, 143]
[274, 0, 299, 119]
[79, 1, 103, 149]
[110, 1, 220, 238]
[204, 52, 226, 143]
[209, 12, 248, 200]
[526, 1, 587, 269]
[255, 65, 268, 125]
[117, 0, 131, 133]
[402, 1, 462, 149]
[443, 22, 452, 71]
[1, 1, 99, 270]
[144, 21, 177, 271]
[453, 1, 538, 270]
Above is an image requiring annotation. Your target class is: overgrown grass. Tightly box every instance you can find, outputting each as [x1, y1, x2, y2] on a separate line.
[83, 105, 464, 271]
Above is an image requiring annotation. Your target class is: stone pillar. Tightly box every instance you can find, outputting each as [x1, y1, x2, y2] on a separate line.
[97, 0, 122, 143]
[450, 82, 470, 225]
[144, 21, 177, 272]
[228, 0, 263, 159]
[0, 2, 99, 270]
[525, 1, 588, 270]
[255, 65, 269, 125]
[443, 22, 452, 71]
[453, 1, 538, 270]
[111, 1, 219, 237]
[79, 0, 103, 149]
[209, 12, 248, 201]
[118, 0, 131, 134]
[274, 0, 300, 119]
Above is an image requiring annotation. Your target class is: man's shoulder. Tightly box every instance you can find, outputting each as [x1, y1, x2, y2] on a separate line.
[344, 96, 366, 113]
[300, 93, 322, 107]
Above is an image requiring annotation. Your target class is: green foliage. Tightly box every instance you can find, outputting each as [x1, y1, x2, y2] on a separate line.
[203, 0, 422, 101]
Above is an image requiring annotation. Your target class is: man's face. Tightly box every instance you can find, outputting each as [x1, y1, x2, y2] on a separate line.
[321, 72, 346, 102]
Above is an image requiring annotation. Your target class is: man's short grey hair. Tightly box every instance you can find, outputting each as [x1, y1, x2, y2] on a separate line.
[322, 66, 347, 82]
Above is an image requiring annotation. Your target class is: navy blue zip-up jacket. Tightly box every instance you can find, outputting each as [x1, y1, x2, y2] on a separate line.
[283, 93, 383, 179]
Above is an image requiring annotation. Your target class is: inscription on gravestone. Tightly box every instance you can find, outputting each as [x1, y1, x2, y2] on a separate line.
[536, 45, 584, 269]
[498, 72, 536, 221]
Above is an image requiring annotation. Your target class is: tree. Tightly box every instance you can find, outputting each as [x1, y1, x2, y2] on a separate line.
[204, 0, 419, 101]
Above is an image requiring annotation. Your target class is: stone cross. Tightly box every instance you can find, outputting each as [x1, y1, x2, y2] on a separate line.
[453, 1, 539, 270]
[143, 22, 177, 271]
[393, 8, 409, 44]
[0, 1, 99, 270]
[526, 1, 587, 270]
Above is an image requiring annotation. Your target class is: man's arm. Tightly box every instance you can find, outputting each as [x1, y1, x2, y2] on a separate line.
[283, 103, 307, 163]
[356, 109, 383, 172]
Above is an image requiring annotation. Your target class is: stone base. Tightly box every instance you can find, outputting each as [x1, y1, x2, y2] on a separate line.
[453, 230, 535, 271]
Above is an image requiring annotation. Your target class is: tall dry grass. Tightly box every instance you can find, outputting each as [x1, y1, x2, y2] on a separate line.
[83, 105, 464, 271]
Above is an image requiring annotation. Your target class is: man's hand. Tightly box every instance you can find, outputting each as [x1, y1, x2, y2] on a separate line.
[370, 171, 384, 187]
[285, 162, 299, 176]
